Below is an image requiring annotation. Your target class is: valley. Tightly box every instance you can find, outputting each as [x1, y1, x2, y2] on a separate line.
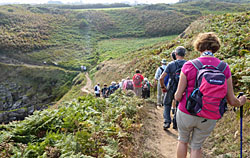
[0, 1, 250, 157]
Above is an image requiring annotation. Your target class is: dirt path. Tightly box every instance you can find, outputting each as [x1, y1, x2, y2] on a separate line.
[81, 73, 93, 94]
[144, 105, 190, 158]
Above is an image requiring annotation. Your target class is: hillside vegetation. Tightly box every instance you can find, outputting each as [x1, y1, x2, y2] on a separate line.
[0, 92, 143, 157]
[94, 11, 250, 157]
[0, 1, 250, 157]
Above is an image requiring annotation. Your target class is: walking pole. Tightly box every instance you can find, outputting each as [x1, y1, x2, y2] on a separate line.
[237, 92, 244, 158]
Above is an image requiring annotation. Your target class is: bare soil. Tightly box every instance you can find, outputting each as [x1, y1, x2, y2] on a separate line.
[79, 74, 190, 157]
[138, 103, 190, 158]
[81, 73, 93, 94]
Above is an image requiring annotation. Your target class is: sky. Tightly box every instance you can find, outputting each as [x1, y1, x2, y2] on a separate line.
[0, 0, 179, 4]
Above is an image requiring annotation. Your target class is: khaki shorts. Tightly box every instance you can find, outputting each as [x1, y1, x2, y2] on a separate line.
[177, 109, 217, 149]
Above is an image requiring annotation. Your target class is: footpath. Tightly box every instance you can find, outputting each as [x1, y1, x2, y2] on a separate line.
[81, 73, 93, 94]
[80, 73, 189, 157]
[144, 105, 190, 158]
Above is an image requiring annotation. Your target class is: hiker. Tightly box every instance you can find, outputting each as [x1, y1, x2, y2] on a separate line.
[174, 32, 246, 158]
[132, 69, 144, 97]
[123, 76, 134, 91]
[160, 46, 187, 130]
[80, 65, 84, 72]
[83, 66, 87, 72]
[101, 84, 108, 98]
[170, 51, 177, 118]
[142, 78, 152, 99]
[106, 81, 117, 96]
[94, 83, 101, 97]
[81, 65, 87, 72]
[119, 79, 125, 90]
[154, 59, 167, 106]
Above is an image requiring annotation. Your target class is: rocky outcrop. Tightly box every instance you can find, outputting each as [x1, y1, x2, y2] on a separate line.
[0, 82, 37, 123]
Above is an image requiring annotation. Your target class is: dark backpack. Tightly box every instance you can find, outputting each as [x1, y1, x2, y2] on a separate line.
[102, 88, 108, 95]
[167, 61, 185, 92]
[94, 86, 98, 91]
[134, 74, 142, 87]
[126, 80, 134, 90]
[186, 59, 228, 120]
[159, 66, 169, 87]
[143, 81, 149, 90]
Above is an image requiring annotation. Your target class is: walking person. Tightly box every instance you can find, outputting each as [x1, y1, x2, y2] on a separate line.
[154, 59, 167, 106]
[160, 46, 187, 130]
[106, 81, 117, 97]
[132, 69, 144, 97]
[119, 79, 125, 90]
[174, 32, 246, 158]
[94, 83, 101, 97]
[123, 76, 134, 91]
[101, 84, 108, 98]
[142, 78, 153, 99]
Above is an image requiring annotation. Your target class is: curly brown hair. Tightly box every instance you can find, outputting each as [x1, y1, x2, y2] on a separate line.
[193, 32, 221, 53]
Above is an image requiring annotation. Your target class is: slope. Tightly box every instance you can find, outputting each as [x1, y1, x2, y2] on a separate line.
[94, 11, 250, 157]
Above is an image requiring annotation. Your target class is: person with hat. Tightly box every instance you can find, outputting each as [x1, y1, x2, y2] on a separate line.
[142, 78, 153, 99]
[106, 81, 117, 97]
[160, 46, 187, 130]
[94, 83, 101, 97]
[154, 59, 167, 106]
[101, 84, 108, 98]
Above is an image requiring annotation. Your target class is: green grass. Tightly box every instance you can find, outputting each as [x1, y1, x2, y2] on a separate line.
[96, 35, 177, 62]
[74, 7, 132, 11]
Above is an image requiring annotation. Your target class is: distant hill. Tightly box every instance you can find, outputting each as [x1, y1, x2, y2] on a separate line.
[179, 0, 250, 3]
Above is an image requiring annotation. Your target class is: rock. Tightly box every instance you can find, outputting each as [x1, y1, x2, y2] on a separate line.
[27, 106, 35, 114]
[22, 95, 29, 104]
[0, 113, 3, 122]
[11, 91, 20, 102]
[3, 102, 11, 110]
[6, 92, 13, 105]
[9, 117, 17, 122]
[11, 100, 23, 110]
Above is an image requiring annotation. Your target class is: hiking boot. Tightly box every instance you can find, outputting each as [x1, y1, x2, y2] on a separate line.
[173, 123, 177, 130]
[163, 123, 170, 130]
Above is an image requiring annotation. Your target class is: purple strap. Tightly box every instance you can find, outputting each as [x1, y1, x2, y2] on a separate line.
[191, 59, 203, 70]
[217, 61, 227, 73]
[191, 59, 227, 72]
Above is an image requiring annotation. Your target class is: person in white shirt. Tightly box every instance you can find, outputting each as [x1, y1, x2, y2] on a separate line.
[154, 59, 167, 106]
[94, 83, 101, 97]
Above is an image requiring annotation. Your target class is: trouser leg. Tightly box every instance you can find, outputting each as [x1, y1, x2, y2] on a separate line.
[163, 89, 174, 124]
[173, 101, 179, 128]
[157, 82, 163, 105]
[134, 87, 142, 97]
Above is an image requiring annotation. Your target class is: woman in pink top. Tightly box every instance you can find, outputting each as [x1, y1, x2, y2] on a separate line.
[174, 32, 246, 158]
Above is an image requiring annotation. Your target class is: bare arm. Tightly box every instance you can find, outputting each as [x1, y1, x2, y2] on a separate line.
[159, 72, 167, 88]
[226, 76, 246, 107]
[175, 72, 187, 102]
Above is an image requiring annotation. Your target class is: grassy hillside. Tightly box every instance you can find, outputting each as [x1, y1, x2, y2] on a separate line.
[0, 2, 250, 157]
[1, 1, 250, 71]
[0, 93, 142, 157]
[94, 11, 250, 157]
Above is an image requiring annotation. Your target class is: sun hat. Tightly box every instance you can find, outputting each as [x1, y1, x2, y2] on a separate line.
[161, 59, 167, 64]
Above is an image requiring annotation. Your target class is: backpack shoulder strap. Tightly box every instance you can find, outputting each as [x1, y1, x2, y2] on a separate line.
[174, 61, 179, 70]
[216, 61, 227, 73]
[159, 66, 164, 73]
[190, 59, 203, 70]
